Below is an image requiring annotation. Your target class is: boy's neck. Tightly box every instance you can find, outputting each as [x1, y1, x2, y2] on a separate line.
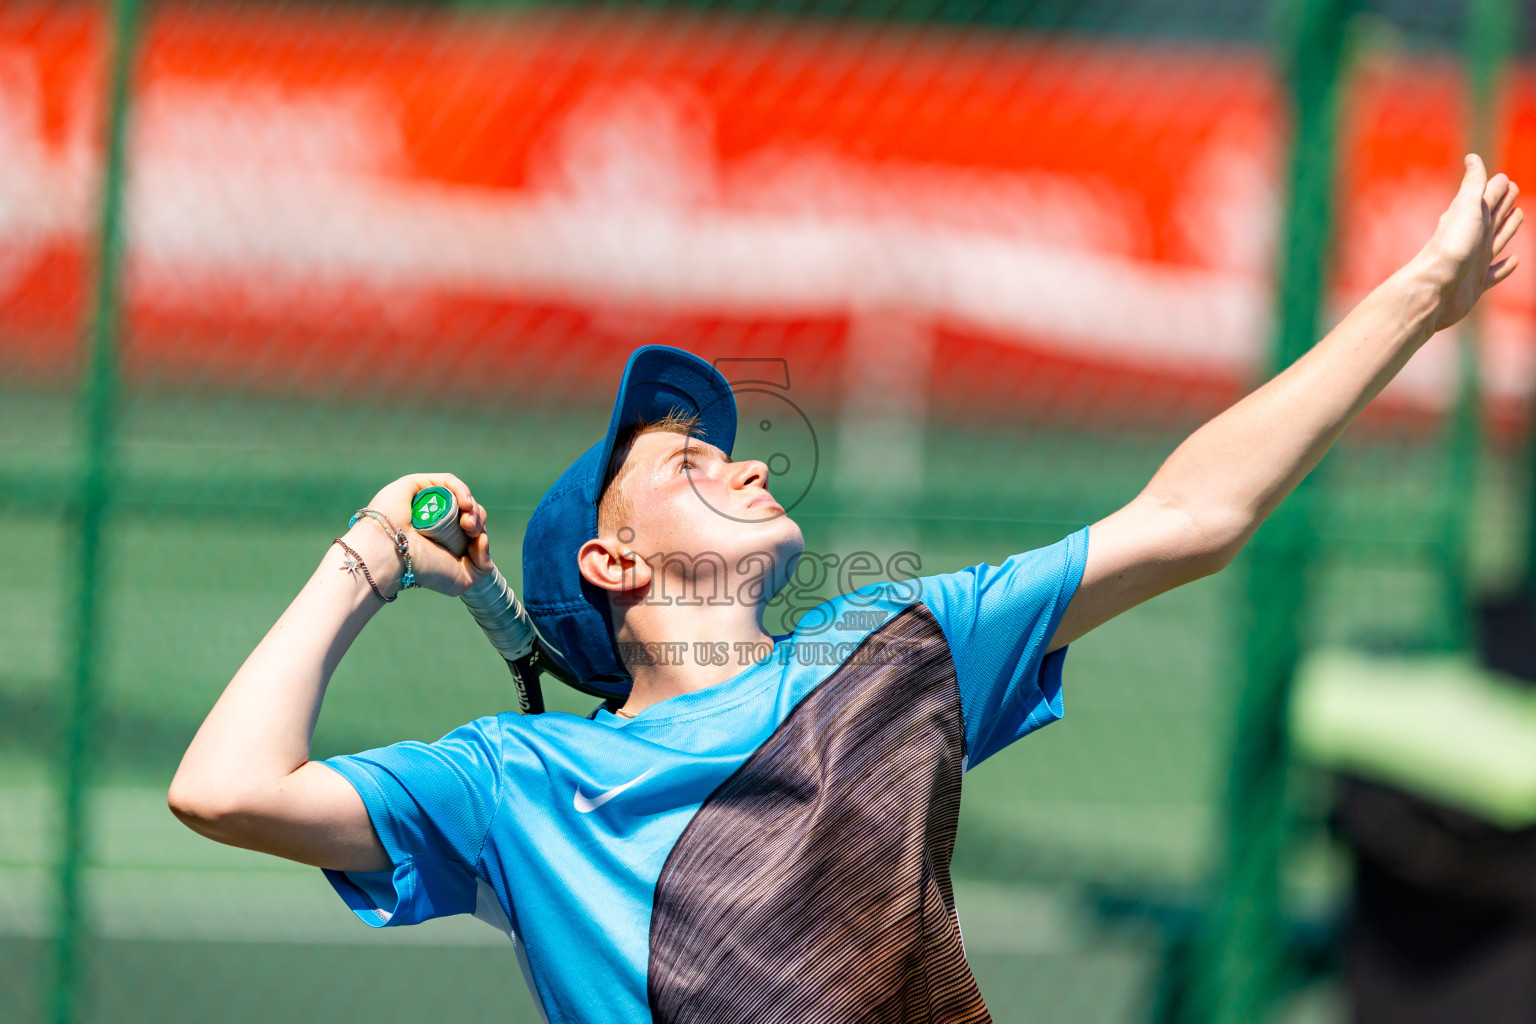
[614, 600, 776, 715]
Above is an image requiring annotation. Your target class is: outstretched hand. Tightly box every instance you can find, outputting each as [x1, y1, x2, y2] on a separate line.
[1424, 154, 1523, 332]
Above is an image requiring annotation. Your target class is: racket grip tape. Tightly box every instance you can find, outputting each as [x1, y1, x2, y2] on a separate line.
[410, 486, 538, 666]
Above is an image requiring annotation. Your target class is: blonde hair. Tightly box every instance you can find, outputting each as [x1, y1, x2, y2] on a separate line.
[597, 410, 704, 536]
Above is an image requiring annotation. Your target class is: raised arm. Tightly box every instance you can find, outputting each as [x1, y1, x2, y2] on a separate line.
[1050, 154, 1522, 651]
[167, 474, 491, 872]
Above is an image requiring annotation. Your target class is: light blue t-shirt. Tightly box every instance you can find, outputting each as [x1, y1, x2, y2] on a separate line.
[322, 528, 1088, 1023]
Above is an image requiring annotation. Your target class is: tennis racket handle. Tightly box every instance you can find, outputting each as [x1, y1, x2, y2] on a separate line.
[411, 486, 538, 663]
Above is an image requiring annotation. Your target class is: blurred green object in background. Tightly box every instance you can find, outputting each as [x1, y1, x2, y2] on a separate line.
[1294, 650, 1536, 829]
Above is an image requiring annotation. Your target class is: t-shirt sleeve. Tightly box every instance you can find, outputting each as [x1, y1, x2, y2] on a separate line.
[915, 527, 1089, 768]
[317, 715, 503, 928]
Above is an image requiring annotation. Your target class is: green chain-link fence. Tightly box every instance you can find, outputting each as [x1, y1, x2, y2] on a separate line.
[2, 0, 1532, 1021]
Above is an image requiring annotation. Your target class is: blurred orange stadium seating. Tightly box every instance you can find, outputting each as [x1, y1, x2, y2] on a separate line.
[1, 1, 1532, 431]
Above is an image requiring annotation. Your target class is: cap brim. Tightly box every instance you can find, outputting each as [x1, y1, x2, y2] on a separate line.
[596, 345, 738, 488]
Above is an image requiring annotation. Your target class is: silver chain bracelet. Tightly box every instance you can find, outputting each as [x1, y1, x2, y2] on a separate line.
[332, 538, 395, 603]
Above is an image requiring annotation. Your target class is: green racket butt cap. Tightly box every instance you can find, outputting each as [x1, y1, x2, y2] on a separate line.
[411, 486, 457, 530]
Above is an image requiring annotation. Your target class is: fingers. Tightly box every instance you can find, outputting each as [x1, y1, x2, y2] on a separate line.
[460, 499, 487, 538]
[1484, 171, 1514, 221]
[402, 471, 444, 495]
[437, 473, 474, 513]
[469, 532, 494, 574]
[1458, 153, 1490, 210]
[1490, 253, 1520, 287]
[1490, 175, 1519, 222]
[1494, 206, 1524, 256]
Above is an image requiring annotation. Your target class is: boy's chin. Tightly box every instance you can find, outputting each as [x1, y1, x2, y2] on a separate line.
[758, 512, 804, 547]
[720, 513, 802, 549]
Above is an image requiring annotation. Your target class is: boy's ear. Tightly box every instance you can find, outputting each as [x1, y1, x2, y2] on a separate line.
[578, 536, 650, 595]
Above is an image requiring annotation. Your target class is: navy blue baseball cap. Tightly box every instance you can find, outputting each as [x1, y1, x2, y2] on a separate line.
[521, 345, 737, 697]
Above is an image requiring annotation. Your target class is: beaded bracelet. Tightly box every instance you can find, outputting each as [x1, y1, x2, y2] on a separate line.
[349, 507, 417, 589]
[332, 538, 395, 603]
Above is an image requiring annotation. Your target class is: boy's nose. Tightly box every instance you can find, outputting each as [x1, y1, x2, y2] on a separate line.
[734, 458, 770, 490]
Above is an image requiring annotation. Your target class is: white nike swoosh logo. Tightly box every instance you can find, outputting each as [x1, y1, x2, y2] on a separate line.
[573, 768, 656, 814]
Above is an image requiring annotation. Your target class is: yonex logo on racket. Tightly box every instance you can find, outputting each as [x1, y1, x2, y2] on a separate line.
[411, 486, 454, 529]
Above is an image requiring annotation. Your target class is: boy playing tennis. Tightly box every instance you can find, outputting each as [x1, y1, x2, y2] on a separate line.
[171, 157, 1520, 1022]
